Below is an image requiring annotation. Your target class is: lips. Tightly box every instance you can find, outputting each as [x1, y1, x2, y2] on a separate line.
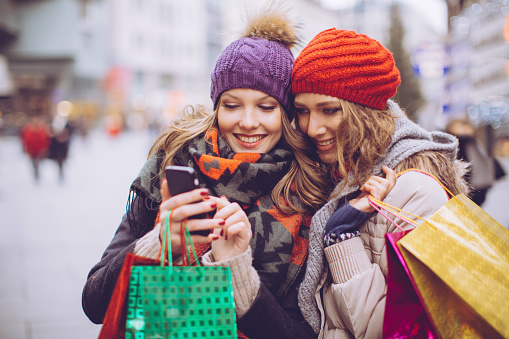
[317, 138, 334, 146]
[315, 138, 335, 151]
[235, 134, 265, 143]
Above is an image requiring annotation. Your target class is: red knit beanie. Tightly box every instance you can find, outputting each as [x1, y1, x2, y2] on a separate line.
[292, 28, 401, 110]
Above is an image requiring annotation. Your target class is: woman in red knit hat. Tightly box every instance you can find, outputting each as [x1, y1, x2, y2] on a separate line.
[291, 28, 469, 338]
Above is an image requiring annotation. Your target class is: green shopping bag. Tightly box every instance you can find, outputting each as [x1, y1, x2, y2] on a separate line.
[126, 212, 237, 339]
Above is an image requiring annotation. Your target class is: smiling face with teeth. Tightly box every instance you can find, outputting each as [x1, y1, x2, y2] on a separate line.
[217, 88, 283, 154]
[294, 93, 343, 164]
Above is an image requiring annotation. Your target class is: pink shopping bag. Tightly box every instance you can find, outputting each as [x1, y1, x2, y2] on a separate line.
[383, 230, 438, 339]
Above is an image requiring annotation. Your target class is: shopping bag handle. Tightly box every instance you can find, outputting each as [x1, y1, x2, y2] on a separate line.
[368, 168, 452, 231]
[160, 211, 201, 268]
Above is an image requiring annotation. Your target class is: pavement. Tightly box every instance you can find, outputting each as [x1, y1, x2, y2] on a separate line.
[0, 128, 154, 339]
[0, 128, 508, 339]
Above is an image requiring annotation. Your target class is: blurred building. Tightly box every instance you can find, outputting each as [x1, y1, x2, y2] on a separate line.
[0, 0, 342, 135]
[444, 0, 509, 155]
[333, 0, 448, 129]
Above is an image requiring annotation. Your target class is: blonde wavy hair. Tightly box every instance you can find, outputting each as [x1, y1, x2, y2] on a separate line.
[149, 104, 328, 214]
[319, 100, 469, 196]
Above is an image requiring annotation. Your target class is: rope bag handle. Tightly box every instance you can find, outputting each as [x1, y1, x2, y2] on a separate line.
[367, 168, 453, 231]
[159, 210, 201, 270]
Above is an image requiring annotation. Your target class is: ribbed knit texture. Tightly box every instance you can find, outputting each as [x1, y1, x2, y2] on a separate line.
[324, 237, 371, 284]
[210, 36, 294, 116]
[292, 28, 401, 110]
[298, 100, 459, 334]
[201, 247, 260, 318]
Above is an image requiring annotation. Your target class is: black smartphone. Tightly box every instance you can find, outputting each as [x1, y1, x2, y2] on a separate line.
[164, 165, 212, 236]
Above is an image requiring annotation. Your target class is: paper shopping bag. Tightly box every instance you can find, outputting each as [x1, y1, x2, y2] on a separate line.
[383, 230, 439, 339]
[397, 194, 509, 339]
[125, 213, 237, 339]
[98, 253, 159, 339]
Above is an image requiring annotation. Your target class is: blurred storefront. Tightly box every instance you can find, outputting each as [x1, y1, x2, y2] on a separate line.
[444, 0, 509, 156]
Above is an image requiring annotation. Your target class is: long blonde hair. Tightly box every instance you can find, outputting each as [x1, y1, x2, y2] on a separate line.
[149, 104, 328, 214]
[331, 100, 469, 195]
[335, 100, 396, 186]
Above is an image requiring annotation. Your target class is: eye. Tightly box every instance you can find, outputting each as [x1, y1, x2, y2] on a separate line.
[294, 107, 309, 115]
[259, 105, 277, 111]
[221, 103, 239, 110]
[323, 108, 341, 115]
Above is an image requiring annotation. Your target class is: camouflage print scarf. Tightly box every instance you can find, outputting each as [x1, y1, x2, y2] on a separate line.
[130, 129, 311, 300]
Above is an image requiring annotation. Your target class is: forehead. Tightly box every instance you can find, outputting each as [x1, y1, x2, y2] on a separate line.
[220, 88, 277, 101]
[294, 93, 340, 106]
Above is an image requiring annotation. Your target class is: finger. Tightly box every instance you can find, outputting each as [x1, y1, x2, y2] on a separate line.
[183, 218, 225, 236]
[208, 196, 230, 210]
[161, 179, 172, 201]
[169, 199, 219, 222]
[213, 202, 242, 220]
[189, 233, 215, 244]
[382, 166, 396, 186]
[160, 188, 210, 213]
[224, 221, 252, 241]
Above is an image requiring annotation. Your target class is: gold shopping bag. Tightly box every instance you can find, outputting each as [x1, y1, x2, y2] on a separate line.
[369, 169, 509, 339]
[397, 194, 509, 339]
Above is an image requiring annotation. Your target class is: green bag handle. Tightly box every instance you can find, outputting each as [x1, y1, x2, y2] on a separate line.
[160, 211, 201, 269]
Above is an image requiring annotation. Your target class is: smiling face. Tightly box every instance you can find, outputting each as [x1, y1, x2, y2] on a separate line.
[294, 93, 343, 164]
[217, 88, 283, 153]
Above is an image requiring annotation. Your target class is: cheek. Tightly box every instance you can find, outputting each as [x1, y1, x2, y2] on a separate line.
[297, 116, 308, 133]
[217, 112, 231, 133]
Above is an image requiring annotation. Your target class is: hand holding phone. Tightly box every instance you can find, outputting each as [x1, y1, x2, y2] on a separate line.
[164, 165, 213, 236]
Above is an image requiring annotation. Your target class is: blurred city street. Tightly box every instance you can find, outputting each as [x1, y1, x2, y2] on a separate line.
[0, 129, 156, 339]
[1, 128, 509, 339]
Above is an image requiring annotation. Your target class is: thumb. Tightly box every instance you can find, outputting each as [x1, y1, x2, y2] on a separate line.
[161, 179, 172, 202]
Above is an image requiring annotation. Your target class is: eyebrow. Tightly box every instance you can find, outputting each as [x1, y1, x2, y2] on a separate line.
[294, 100, 339, 107]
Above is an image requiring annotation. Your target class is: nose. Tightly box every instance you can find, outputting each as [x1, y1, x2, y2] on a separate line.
[239, 106, 259, 130]
[306, 112, 327, 139]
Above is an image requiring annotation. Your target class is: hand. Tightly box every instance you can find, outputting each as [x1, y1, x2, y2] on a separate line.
[349, 166, 396, 213]
[210, 196, 252, 262]
[159, 179, 224, 257]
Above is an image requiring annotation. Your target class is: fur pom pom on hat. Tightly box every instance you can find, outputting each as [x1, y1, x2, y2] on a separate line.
[210, 8, 298, 117]
[292, 28, 401, 110]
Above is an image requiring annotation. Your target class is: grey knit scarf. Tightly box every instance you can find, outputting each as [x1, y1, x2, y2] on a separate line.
[298, 100, 459, 333]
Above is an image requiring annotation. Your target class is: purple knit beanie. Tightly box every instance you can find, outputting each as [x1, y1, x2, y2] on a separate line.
[210, 10, 298, 118]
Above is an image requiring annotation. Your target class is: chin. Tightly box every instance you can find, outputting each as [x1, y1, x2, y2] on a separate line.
[319, 155, 337, 165]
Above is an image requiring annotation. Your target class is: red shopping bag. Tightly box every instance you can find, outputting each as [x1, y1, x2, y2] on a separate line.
[383, 230, 439, 339]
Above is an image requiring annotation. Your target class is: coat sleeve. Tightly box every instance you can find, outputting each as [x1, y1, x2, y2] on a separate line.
[238, 269, 316, 339]
[202, 248, 316, 339]
[81, 195, 157, 324]
[322, 172, 448, 338]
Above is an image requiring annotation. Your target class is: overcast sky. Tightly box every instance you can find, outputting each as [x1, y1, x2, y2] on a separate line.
[320, 0, 448, 34]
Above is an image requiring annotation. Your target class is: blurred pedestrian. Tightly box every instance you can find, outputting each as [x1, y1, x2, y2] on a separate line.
[20, 116, 51, 181]
[446, 118, 506, 206]
[48, 113, 72, 181]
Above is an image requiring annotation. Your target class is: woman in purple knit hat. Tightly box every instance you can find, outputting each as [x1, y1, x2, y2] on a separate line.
[83, 7, 324, 338]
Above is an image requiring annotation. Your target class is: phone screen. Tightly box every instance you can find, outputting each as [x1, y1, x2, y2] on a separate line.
[165, 165, 200, 197]
[164, 166, 211, 236]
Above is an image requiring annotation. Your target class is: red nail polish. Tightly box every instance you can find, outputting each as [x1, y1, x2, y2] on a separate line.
[211, 234, 219, 240]
[200, 191, 208, 196]
[219, 220, 225, 226]
[210, 203, 217, 208]
[225, 233, 228, 241]
[204, 196, 210, 200]
[220, 229, 224, 236]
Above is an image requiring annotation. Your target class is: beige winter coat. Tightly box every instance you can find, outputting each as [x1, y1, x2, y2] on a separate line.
[316, 171, 450, 339]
